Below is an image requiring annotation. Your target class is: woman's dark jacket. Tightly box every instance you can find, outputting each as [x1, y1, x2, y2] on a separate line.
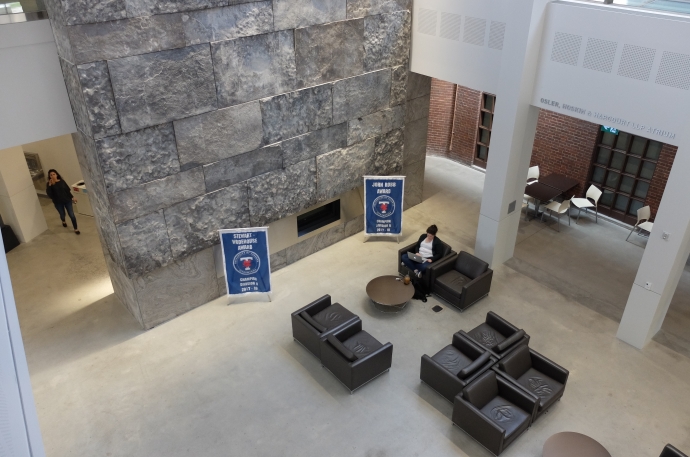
[414, 234, 445, 262]
[46, 180, 74, 204]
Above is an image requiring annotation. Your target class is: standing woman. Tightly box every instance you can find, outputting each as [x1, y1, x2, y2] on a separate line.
[46, 169, 80, 235]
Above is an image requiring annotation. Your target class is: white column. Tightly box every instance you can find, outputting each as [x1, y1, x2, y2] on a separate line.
[0, 146, 47, 243]
[474, 0, 549, 267]
[617, 137, 690, 348]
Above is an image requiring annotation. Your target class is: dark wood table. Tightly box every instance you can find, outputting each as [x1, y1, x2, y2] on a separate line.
[539, 174, 579, 193]
[366, 275, 414, 312]
[524, 182, 562, 221]
[543, 432, 611, 457]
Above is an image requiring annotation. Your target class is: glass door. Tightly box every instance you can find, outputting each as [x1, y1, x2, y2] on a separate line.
[474, 93, 495, 169]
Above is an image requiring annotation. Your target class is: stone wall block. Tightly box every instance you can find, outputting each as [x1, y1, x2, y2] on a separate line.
[390, 64, 407, 106]
[76, 61, 122, 139]
[203, 144, 283, 192]
[125, 0, 233, 18]
[183, 1, 273, 45]
[273, 0, 346, 30]
[165, 183, 250, 259]
[96, 123, 180, 193]
[109, 44, 217, 132]
[282, 123, 347, 167]
[286, 222, 345, 264]
[248, 159, 317, 225]
[405, 94, 430, 124]
[133, 247, 220, 329]
[260, 84, 333, 144]
[45, 0, 74, 61]
[316, 138, 374, 201]
[406, 71, 431, 100]
[332, 69, 391, 124]
[346, 0, 410, 19]
[117, 210, 174, 276]
[104, 255, 143, 327]
[109, 167, 207, 223]
[212, 30, 297, 108]
[402, 158, 424, 208]
[373, 128, 403, 175]
[61, 0, 127, 25]
[58, 58, 92, 136]
[174, 101, 263, 169]
[270, 250, 287, 271]
[347, 105, 403, 145]
[403, 114, 428, 165]
[68, 14, 185, 64]
[363, 11, 410, 72]
[294, 19, 364, 87]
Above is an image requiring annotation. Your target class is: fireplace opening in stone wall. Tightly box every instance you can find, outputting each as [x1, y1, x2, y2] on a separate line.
[297, 200, 341, 237]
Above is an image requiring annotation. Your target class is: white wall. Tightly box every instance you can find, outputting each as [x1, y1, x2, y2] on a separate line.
[0, 20, 76, 151]
[0, 147, 47, 243]
[22, 134, 84, 190]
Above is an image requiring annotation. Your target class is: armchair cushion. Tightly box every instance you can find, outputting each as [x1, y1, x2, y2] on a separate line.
[480, 396, 531, 439]
[515, 368, 564, 410]
[469, 323, 506, 350]
[495, 329, 526, 353]
[431, 345, 473, 376]
[464, 371, 499, 408]
[455, 251, 489, 280]
[499, 345, 531, 379]
[435, 270, 471, 298]
[660, 444, 689, 457]
[458, 352, 491, 379]
[312, 303, 357, 330]
[327, 334, 357, 362]
[342, 330, 383, 359]
[300, 311, 326, 333]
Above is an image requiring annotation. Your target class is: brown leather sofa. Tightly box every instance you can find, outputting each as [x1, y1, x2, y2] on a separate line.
[453, 370, 538, 455]
[493, 345, 569, 421]
[429, 251, 493, 311]
[420, 332, 494, 403]
[398, 238, 455, 291]
[320, 320, 393, 393]
[291, 295, 359, 359]
[661, 444, 688, 457]
[460, 311, 530, 359]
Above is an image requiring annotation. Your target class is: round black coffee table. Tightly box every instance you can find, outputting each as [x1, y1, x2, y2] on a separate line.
[366, 275, 414, 312]
[543, 432, 611, 457]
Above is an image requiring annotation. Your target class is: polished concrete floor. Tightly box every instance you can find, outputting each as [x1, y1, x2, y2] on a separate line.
[7, 158, 690, 457]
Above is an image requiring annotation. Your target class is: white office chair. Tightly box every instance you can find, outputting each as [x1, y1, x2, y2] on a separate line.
[570, 185, 603, 224]
[626, 206, 654, 242]
[542, 198, 571, 232]
[526, 165, 539, 184]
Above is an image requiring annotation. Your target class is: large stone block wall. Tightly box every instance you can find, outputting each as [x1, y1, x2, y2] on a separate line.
[47, 0, 430, 329]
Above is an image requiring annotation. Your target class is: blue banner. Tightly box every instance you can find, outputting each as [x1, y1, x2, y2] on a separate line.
[364, 176, 405, 236]
[219, 227, 271, 296]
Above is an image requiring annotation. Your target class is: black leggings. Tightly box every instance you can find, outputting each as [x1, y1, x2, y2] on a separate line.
[54, 201, 78, 229]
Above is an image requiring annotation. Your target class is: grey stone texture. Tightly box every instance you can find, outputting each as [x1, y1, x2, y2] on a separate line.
[402, 157, 424, 208]
[95, 123, 180, 194]
[405, 94, 430, 124]
[133, 248, 220, 329]
[347, 105, 403, 145]
[248, 160, 317, 225]
[165, 183, 250, 259]
[347, 0, 409, 19]
[183, 2, 273, 45]
[260, 84, 333, 144]
[332, 69, 391, 124]
[174, 101, 263, 169]
[390, 65, 407, 106]
[285, 213, 363, 264]
[117, 210, 173, 276]
[125, 0, 232, 17]
[104, 255, 143, 327]
[273, 0, 346, 31]
[373, 128, 403, 175]
[203, 144, 283, 192]
[45, 0, 74, 62]
[59, 58, 92, 137]
[109, 168, 206, 224]
[282, 123, 347, 167]
[406, 71, 431, 100]
[364, 11, 410, 71]
[108, 44, 217, 133]
[76, 61, 122, 139]
[316, 138, 374, 201]
[294, 19, 364, 87]
[270, 250, 287, 272]
[68, 14, 185, 64]
[213, 30, 297, 108]
[403, 115, 428, 165]
[61, 0, 127, 25]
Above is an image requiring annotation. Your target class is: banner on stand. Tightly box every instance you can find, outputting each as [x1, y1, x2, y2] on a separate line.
[219, 227, 271, 296]
[364, 176, 404, 236]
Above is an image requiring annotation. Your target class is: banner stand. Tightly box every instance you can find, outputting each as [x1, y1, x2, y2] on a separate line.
[363, 176, 405, 241]
[226, 292, 272, 305]
[363, 234, 400, 244]
[219, 227, 273, 301]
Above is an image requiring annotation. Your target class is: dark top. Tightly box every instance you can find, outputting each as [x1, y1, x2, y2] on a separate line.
[46, 180, 74, 204]
[414, 234, 445, 262]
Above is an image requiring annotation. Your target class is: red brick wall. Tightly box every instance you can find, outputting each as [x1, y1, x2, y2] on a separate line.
[646, 143, 677, 221]
[427, 79, 456, 156]
[530, 109, 600, 197]
[449, 86, 481, 166]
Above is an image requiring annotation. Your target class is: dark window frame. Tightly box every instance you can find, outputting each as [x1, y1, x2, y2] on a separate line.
[474, 93, 496, 169]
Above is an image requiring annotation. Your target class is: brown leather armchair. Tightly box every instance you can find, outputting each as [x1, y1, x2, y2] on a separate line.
[420, 332, 494, 403]
[320, 320, 393, 393]
[398, 238, 455, 291]
[661, 444, 688, 457]
[493, 345, 569, 421]
[291, 295, 359, 359]
[429, 251, 493, 311]
[459, 311, 530, 359]
[453, 370, 538, 455]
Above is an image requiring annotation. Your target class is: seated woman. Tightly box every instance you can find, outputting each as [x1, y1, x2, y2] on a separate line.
[401, 225, 443, 278]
